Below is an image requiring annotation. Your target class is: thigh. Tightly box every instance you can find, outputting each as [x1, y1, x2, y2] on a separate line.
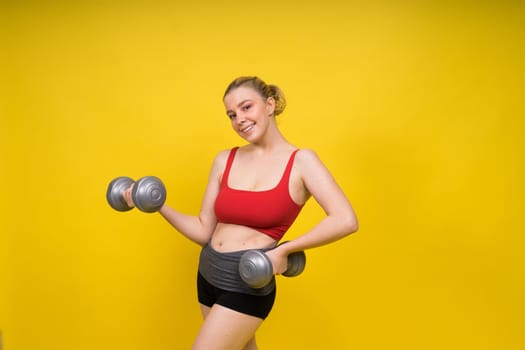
[198, 304, 258, 350]
[192, 304, 263, 350]
[199, 303, 211, 319]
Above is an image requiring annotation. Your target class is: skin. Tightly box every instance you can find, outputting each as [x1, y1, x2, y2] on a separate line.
[124, 85, 358, 350]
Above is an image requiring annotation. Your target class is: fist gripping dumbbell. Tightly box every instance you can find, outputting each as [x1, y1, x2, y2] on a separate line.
[239, 243, 306, 289]
[106, 176, 166, 213]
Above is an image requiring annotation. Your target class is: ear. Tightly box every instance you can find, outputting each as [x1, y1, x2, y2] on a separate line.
[265, 97, 276, 116]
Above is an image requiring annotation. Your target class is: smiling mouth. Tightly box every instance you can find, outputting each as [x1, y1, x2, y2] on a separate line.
[241, 123, 255, 133]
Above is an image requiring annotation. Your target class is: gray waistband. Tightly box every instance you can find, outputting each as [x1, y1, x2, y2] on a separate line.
[198, 243, 276, 296]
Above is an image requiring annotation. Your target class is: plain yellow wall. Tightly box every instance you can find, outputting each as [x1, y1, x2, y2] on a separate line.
[1, 1, 524, 349]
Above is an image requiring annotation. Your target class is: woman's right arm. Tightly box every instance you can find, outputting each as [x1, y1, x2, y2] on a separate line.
[158, 151, 228, 246]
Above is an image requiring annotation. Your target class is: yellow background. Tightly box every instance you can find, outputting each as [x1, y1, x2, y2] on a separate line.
[1, 1, 524, 349]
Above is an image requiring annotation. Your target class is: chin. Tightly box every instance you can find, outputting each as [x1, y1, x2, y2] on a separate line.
[239, 132, 258, 142]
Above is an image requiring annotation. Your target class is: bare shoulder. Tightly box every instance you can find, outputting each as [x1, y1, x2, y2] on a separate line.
[294, 148, 325, 170]
[214, 148, 232, 162]
[294, 148, 337, 187]
[210, 148, 233, 172]
[296, 148, 320, 160]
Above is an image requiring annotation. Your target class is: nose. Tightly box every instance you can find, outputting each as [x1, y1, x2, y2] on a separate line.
[235, 111, 247, 124]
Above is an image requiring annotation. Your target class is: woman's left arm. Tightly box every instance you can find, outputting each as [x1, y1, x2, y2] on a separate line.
[267, 149, 358, 273]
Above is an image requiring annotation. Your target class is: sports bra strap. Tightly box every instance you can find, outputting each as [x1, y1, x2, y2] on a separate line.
[221, 147, 299, 188]
[221, 147, 239, 187]
[281, 149, 300, 185]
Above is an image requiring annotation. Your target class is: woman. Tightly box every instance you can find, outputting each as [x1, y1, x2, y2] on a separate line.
[127, 76, 358, 350]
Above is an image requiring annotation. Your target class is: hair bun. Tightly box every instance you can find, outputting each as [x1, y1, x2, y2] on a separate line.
[267, 84, 287, 116]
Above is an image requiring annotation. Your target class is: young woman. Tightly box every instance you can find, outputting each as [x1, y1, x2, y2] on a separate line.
[126, 76, 358, 350]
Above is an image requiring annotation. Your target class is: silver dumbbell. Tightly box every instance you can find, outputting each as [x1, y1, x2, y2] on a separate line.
[106, 176, 166, 213]
[239, 243, 306, 288]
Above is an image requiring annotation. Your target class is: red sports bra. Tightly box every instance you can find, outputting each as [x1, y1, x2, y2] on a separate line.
[214, 147, 304, 241]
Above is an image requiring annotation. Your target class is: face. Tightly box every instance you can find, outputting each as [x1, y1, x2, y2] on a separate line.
[223, 86, 276, 142]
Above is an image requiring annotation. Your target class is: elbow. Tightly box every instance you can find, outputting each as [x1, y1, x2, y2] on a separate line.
[340, 213, 359, 237]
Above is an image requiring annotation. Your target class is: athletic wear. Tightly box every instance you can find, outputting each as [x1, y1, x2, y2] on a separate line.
[214, 147, 304, 241]
[203, 147, 304, 319]
[197, 272, 276, 320]
[198, 242, 275, 296]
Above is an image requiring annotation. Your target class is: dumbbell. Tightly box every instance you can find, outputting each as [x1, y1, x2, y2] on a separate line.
[239, 243, 306, 289]
[106, 176, 167, 213]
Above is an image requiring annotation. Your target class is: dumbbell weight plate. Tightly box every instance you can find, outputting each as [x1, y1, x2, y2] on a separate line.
[277, 240, 307, 277]
[106, 176, 135, 211]
[282, 250, 306, 277]
[239, 250, 273, 289]
[131, 176, 167, 213]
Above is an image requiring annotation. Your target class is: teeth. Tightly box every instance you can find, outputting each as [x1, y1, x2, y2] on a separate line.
[242, 124, 254, 132]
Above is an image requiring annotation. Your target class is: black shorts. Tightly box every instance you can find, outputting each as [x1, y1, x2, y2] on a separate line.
[197, 272, 276, 320]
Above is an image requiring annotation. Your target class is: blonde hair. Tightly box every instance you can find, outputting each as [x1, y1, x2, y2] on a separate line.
[223, 76, 287, 116]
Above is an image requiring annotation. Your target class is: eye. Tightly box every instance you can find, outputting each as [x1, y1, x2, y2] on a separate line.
[242, 104, 252, 111]
[227, 113, 236, 120]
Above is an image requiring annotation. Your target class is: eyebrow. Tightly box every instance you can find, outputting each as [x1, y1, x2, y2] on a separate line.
[226, 99, 252, 114]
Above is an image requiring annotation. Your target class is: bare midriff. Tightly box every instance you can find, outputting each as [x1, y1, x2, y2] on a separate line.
[210, 222, 278, 253]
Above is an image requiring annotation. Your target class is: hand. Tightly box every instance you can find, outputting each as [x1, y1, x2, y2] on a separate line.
[122, 183, 135, 208]
[264, 246, 289, 275]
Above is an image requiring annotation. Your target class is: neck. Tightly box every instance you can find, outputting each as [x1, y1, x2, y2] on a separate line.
[248, 130, 292, 153]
